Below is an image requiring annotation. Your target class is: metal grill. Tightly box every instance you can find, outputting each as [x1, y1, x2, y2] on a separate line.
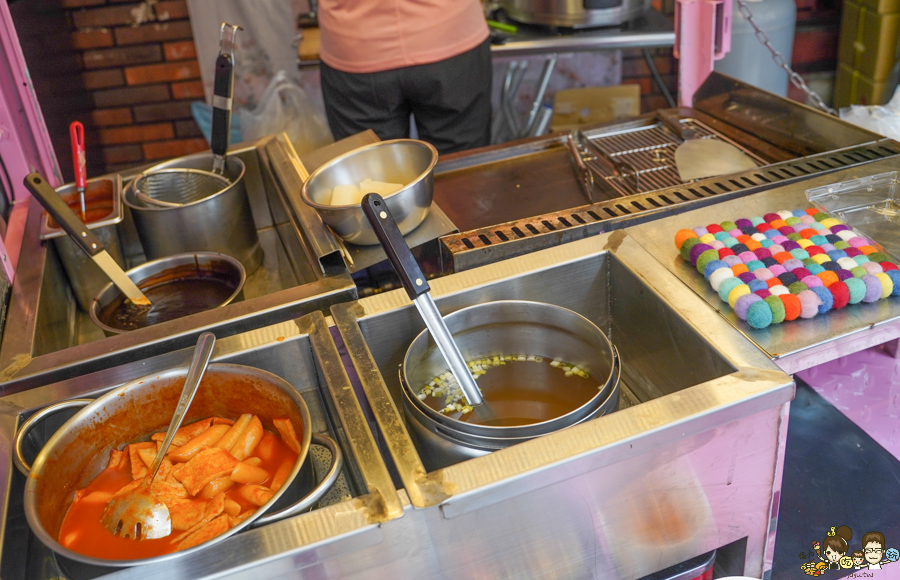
[583, 119, 767, 196]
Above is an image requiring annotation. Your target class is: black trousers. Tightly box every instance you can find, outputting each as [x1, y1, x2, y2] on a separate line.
[320, 37, 492, 155]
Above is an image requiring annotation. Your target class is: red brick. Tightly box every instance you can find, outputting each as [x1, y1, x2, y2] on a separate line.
[72, 4, 141, 28]
[91, 107, 133, 127]
[82, 69, 125, 90]
[71, 29, 113, 50]
[164, 40, 196, 61]
[154, 0, 189, 21]
[133, 100, 193, 123]
[101, 144, 143, 164]
[175, 119, 202, 138]
[60, 0, 106, 6]
[125, 61, 200, 85]
[792, 28, 839, 67]
[114, 21, 193, 45]
[143, 138, 208, 160]
[93, 84, 170, 108]
[83, 45, 162, 70]
[97, 123, 174, 145]
[170, 80, 204, 99]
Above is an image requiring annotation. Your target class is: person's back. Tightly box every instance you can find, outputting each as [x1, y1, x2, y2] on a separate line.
[317, 0, 492, 154]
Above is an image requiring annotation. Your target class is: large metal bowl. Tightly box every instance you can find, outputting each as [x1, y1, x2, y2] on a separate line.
[89, 252, 246, 336]
[300, 139, 437, 246]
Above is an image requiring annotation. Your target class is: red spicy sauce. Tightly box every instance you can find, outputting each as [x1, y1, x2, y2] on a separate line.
[57, 428, 298, 560]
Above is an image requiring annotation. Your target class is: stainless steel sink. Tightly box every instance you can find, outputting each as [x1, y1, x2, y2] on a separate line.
[331, 231, 794, 580]
[0, 135, 357, 394]
[0, 311, 400, 580]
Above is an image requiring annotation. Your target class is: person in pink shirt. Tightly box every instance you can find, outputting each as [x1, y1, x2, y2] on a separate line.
[317, 0, 492, 154]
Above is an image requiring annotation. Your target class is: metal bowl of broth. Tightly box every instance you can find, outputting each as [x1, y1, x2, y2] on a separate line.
[89, 252, 246, 335]
[400, 300, 620, 470]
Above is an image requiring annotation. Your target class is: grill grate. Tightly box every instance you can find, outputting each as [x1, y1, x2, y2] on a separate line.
[441, 140, 900, 271]
[583, 119, 767, 196]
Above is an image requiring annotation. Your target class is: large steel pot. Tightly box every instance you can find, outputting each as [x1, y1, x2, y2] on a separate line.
[14, 364, 342, 569]
[300, 139, 437, 246]
[124, 154, 264, 274]
[400, 301, 620, 471]
[88, 252, 246, 336]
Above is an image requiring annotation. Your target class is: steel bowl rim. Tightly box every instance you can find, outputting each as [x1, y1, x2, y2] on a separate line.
[88, 251, 246, 335]
[23, 363, 314, 568]
[400, 299, 617, 435]
[299, 139, 438, 210]
[123, 157, 246, 212]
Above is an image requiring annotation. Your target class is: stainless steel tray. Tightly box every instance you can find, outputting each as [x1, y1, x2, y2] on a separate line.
[0, 135, 358, 393]
[626, 156, 900, 375]
[331, 231, 793, 579]
[0, 312, 400, 580]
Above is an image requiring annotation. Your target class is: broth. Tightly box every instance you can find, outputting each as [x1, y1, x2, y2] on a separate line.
[419, 356, 602, 427]
[99, 278, 236, 331]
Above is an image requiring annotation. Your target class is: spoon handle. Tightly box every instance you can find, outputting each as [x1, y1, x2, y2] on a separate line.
[148, 332, 216, 479]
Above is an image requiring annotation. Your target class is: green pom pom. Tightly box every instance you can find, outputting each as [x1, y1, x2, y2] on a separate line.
[680, 237, 701, 261]
[720, 221, 737, 231]
[696, 250, 719, 274]
[764, 295, 786, 324]
[844, 277, 866, 304]
[747, 300, 774, 329]
[789, 281, 809, 294]
[851, 266, 867, 278]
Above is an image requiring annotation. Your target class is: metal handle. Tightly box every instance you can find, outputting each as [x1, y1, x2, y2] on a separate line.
[211, 23, 240, 172]
[24, 171, 104, 257]
[69, 121, 86, 190]
[148, 332, 215, 479]
[14, 399, 93, 476]
[251, 432, 343, 526]
[360, 193, 430, 300]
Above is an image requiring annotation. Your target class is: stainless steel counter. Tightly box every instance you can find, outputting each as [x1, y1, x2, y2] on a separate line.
[626, 156, 900, 375]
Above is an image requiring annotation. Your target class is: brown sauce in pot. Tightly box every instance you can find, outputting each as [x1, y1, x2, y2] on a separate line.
[421, 357, 602, 427]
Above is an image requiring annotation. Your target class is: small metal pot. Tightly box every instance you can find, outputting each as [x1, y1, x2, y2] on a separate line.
[400, 301, 620, 471]
[124, 154, 264, 274]
[89, 252, 246, 336]
[301, 139, 437, 246]
[14, 364, 342, 569]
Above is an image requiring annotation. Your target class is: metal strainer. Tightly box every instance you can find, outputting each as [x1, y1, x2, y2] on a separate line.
[133, 169, 231, 207]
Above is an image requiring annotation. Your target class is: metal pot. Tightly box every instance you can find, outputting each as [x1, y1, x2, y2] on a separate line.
[124, 154, 264, 274]
[400, 301, 620, 471]
[300, 139, 437, 246]
[501, 0, 652, 28]
[89, 252, 246, 336]
[14, 364, 342, 568]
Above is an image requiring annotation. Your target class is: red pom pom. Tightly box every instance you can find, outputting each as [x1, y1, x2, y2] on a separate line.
[881, 261, 898, 272]
[780, 293, 802, 321]
[718, 248, 735, 259]
[829, 281, 850, 309]
[706, 224, 723, 233]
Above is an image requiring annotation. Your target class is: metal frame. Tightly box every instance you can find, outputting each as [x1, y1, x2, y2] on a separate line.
[332, 231, 794, 579]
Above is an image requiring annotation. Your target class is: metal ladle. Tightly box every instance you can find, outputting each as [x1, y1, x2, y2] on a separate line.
[100, 332, 216, 539]
[360, 194, 496, 421]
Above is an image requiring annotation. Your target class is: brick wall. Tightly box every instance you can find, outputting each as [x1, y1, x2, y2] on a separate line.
[15, 0, 208, 178]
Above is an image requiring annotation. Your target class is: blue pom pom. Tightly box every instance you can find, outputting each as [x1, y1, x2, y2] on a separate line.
[886, 270, 900, 296]
[704, 259, 728, 279]
[811, 285, 833, 313]
[748, 279, 767, 292]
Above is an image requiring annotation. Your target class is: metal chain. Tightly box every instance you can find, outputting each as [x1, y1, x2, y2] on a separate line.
[734, 0, 838, 116]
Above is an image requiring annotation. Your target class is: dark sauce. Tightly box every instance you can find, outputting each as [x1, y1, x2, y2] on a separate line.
[422, 357, 603, 427]
[99, 278, 235, 331]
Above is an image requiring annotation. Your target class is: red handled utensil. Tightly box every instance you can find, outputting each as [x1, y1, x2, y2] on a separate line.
[69, 121, 87, 220]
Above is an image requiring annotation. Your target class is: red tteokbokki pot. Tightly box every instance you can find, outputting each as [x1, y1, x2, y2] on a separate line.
[15, 364, 342, 568]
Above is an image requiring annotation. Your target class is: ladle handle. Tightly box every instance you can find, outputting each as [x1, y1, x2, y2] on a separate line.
[361, 193, 430, 300]
[24, 172, 103, 258]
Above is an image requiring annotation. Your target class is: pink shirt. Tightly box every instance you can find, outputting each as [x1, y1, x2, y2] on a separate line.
[318, 0, 490, 74]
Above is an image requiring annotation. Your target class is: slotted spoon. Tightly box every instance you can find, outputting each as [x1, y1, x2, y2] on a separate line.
[100, 332, 216, 539]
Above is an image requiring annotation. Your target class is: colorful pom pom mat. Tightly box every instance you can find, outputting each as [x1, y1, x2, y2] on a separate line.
[674, 208, 900, 330]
